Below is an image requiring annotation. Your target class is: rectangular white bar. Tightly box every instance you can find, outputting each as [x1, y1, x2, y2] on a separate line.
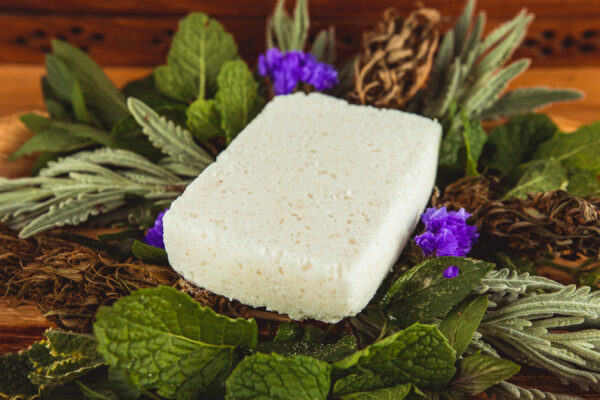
[164, 92, 441, 322]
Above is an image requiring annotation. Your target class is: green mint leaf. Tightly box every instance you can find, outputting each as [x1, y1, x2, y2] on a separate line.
[186, 98, 225, 142]
[534, 122, 600, 174]
[214, 60, 265, 144]
[567, 168, 600, 197]
[439, 295, 488, 357]
[450, 355, 520, 395]
[332, 372, 396, 395]
[52, 40, 128, 128]
[131, 240, 169, 265]
[94, 286, 258, 399]
[504, 159, 567, 199]
[461, 113, 487, 177]
[258, 334, 358, 364]
[0, 351, 37, 397]
[482, 113, 557, 176]
[225, 353, 331, 400]
[383, 257, 494, 327]
[154, 13, 239, 102]
[339, 383, 412, 400]
[45, 54, 90, 124]
[333, 324, 456, 390]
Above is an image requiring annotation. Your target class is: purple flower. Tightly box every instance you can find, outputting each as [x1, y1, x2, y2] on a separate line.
[414, 206, 479, 258]
[257, 48, 338, 95]
[144, 208, 168, 249]
[443, 265, 460, 279]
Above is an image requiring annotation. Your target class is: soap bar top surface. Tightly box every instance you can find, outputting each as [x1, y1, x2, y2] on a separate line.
[164, 92, 441, 322]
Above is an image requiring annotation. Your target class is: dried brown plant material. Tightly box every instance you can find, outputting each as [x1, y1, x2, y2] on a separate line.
[434, 176, 600, 261]
[349, 7, 440, 109]
[0, 223, 180, 332]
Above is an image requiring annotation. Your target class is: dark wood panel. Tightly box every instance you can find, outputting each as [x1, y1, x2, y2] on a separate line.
[1, 0, 600, 19]
[2, 13, 600, 67]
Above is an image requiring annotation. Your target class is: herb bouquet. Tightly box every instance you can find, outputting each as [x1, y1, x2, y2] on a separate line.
[1, 0, 599, 399]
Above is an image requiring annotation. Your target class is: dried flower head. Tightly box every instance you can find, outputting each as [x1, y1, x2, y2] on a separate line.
[349, 7, 440, 108]
[145, 208, 168, 249]
[415, 206, 479, 258]
[258, 48, 338, 95]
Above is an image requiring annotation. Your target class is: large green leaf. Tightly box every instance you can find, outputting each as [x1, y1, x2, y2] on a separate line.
[153, 13, 239, 101]
[0, 352, 37, 398]
[439, 295, 488, 357]
[504, 159, 568, 199]
[45, 54, 90, 124]
[450, 355, 520, 395]
[534, 122, 600, 174]
[214, 60, 265, 144]
[567, 168, 600, 197]
[225, 353, 331, 400]
[333, 324, 456, 390]
[383, 257, 494, 327]
[94, 286, 258, 399]
[52, 40, 128, 128]
[186, 98, 225, 142]
[482, 113, 557, 176]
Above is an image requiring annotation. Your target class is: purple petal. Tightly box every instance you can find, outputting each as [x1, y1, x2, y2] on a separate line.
[443, 265, 460, 279]
[144, 208, 169, 249]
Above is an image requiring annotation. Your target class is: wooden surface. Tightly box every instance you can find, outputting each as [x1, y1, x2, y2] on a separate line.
[2, 0, 600, 66]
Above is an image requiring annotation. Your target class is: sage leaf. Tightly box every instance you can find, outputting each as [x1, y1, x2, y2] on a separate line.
[462, 114, 487, 176]
[383, 257, 494, 327]
[52, 40, 128, 128]
[338, 383, 412, 400]
[451, 355, 520, 395]
[482, 113, 557, 176]
[0, 352, 37, 397]
[154, 13, 239, 101]
[214, 60, 265, 144]
[534, 122, 600, 174]
[225, 353, 331, 400]
[94, 286, 258, 399]
[479, 87, 583, 120]
[439, 295, 488, 356]
[504, 159, 567, 199]
[333, 324, 456, 390]
[186, 98, 225, 142]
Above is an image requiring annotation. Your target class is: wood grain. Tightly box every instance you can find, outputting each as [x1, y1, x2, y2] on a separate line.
[0, 298, 54, 354]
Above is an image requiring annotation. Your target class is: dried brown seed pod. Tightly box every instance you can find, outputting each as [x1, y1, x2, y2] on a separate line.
[349, 7, 440, 109]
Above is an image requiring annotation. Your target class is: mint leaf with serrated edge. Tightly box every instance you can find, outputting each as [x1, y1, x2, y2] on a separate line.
[214, 60, 265, 144]
[439, 295, 488, 357]
[94, 286, 258, 399]
[481, 113, 557, 176]
[504, 159, 568, 199]
[382, 257, 494, 328]
[450, 355, 520, 395]
[332, 372, 396, 395]
[333, 324, 456, 390]
[338, 383, 412, 400]
[534, 122, 600, 174]
[154, 13, 239, 102]
[567, 168, 600, 197]
[186, 98, 225, 142]
[225, 353, 331, 400]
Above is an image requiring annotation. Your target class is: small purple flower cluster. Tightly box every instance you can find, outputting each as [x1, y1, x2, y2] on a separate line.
[258, 48, 339, 95]
[414, 207, 479, 279]
[144, 208, 169, 249]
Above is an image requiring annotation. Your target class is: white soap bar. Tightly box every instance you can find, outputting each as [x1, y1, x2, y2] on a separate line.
[164, 92, 441, 322]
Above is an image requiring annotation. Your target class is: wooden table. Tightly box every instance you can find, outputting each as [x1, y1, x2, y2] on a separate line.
[0, 63, 599, 398]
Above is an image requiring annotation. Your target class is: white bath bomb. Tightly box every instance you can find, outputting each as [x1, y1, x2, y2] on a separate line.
[164, 92, 441, 322]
